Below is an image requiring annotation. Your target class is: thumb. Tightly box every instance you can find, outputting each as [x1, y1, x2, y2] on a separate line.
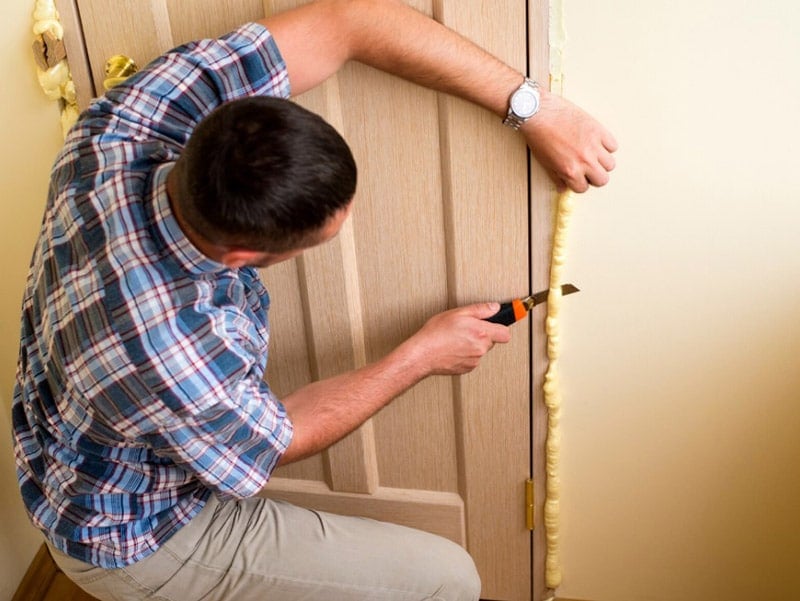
[462, 302, 501, 320]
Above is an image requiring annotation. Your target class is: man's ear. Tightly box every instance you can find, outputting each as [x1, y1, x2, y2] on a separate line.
[219, 248, 267, 269]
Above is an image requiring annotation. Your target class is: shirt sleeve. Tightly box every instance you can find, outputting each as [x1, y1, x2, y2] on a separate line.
[145, 359, 294, 502]
[81, 22, 291, 150]
[113, 295, 294, 502]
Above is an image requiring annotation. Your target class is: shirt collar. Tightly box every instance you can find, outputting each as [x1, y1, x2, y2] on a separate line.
[151, 163, 230, 276]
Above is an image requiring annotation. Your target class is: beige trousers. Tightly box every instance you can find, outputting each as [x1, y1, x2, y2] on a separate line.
[47, 495, 480, 601]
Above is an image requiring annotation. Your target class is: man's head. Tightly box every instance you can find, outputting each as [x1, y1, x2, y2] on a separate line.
[170, 96, 357, 267]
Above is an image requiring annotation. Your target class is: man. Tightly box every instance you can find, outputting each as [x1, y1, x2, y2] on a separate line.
[13, 1, 617, 599]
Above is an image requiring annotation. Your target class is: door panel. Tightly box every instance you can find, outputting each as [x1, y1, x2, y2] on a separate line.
[433, 4, 532, 598]
[75, 0, 266, 93]
[60, 1, 541, 598]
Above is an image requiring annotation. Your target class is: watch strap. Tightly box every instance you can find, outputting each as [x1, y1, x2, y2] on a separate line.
[503, 77, 540, 130]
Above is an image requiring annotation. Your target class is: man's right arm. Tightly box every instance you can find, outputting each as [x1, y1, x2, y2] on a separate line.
[276, 302, 511, 466]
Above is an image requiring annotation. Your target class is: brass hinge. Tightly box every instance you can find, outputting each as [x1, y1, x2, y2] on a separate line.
[525, 478, 535, 530]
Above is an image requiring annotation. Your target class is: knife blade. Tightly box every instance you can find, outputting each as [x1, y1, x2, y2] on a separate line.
[484, 284, 580, 325]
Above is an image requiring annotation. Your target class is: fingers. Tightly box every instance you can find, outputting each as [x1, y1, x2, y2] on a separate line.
[568, 135, 618, 191]
[413, 304, 513, 376]
[554, 146, 616, 193]
[597, 146, 617, 173]
[586, 162, 611, 189]
[456, 303, 513, 343]
[602, 129, 619, 153]
[524, 92, 618, 194]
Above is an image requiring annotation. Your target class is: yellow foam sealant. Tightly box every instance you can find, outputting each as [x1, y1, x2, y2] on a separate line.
[543, 189, 574, 590]
[32, 0, 79, 137]
[543, 0, 570, 591]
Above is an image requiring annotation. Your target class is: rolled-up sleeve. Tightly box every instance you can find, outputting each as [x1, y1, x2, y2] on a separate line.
[146, 360, 293, 501]
[123, 275, 294, 501]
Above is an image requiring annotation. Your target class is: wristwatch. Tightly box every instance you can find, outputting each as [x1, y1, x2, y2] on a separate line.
[503, 77, 541, 130]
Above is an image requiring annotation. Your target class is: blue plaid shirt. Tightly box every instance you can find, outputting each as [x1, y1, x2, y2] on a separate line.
[12, 23, 294, 568]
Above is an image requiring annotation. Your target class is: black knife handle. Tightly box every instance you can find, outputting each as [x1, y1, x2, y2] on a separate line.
[484, 302, 518, 326]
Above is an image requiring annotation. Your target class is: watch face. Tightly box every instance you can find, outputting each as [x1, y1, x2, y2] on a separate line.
[511, 88, 539, 118]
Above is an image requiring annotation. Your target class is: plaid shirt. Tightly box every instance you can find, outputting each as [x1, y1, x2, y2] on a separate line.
[12, 23, 294, 568]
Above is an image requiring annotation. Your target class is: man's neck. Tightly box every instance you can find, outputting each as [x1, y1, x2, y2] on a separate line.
[165, 169, 226, 263]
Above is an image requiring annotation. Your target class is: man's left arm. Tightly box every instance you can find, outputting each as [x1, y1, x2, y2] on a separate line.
[260, 0, 617, 192]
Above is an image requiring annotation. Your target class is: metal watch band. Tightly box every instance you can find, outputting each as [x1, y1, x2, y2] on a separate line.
[503, 77, 540, 130]
[503, 111, 527, 130]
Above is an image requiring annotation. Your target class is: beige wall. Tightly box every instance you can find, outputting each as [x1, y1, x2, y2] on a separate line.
[0, 0, 64, 598]
[557, 0, 800, 599]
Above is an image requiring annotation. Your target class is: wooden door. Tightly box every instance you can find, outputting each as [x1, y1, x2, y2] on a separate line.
[57, 1, 553, 598]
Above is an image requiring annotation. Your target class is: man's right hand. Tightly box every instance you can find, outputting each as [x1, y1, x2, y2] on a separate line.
[403, 303, 512, 376]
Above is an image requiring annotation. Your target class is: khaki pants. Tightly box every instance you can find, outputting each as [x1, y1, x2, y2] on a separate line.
[47, 495, 480, 601]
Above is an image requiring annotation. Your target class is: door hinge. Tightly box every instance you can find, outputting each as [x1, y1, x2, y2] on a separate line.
[525, 478, 535, 530]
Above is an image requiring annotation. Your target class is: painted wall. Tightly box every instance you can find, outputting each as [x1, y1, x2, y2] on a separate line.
[0, 0, 64, 598]
[556, 0, 800, 599]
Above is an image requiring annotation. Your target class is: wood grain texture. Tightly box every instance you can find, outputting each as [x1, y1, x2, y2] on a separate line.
[73, 0, 266, 99]
[12, 544, 57, 601]
[165, 0, 265, 44]
[434, 1, 532, 598]
[13, 544, 101, 601]
[43, 573, 99, 601]
[76, 0, 173, 96]
[260, 477, 466, 545]
[53, 0, 94, 109]
[340, 61, 460, 495]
